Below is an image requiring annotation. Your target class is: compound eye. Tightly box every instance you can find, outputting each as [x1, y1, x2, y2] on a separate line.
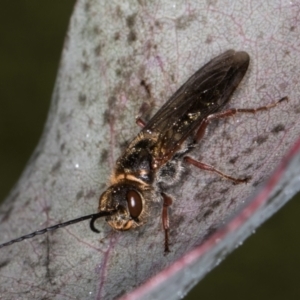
[126, 190, 143, 219]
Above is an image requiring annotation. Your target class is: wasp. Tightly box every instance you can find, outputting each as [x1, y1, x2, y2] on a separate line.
[0, 50, 287, 252]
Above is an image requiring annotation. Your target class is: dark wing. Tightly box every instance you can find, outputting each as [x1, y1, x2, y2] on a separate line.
[143, 50, 249, 163]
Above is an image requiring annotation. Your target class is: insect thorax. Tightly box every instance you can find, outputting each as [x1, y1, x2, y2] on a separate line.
[114, 136, 156, 185]
[157, 137, 193, 188]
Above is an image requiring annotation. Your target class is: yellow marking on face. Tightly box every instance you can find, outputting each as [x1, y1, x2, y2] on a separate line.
[111, 173, 148, 186]
[108, 219, 134, 231]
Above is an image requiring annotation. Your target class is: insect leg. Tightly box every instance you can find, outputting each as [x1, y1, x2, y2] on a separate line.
[195, 97, 288, 142]
[184, 156, 249, 184]
[187, 97, 287, 183]
[161, 192, 173, 253]
[135, 116, 146, 128]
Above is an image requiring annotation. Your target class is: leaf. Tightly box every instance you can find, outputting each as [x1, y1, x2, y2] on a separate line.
[0, 1, 299, 299]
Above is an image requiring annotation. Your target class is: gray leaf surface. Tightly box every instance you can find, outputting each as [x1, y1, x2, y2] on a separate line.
[0, 1, 299, 300]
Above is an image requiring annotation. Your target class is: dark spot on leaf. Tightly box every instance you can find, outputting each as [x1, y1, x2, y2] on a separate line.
[245, 163, 253, 170]
[229, 156, 238, 164]
[60, 143, 65, 152]
[51, 161, 61, 174]
[219, 187, 229, 194]
[100, 149, 108, 163]
[219, 151, 225, 158]
[103, 109, 113, 125]
[127, 30, 137, 43]
[114, 32, 120, 40]
[78, 93, 87, 105]
[108, 96, 117, 107]
[86, 190, 96, 199]
[88, 117, 94, 128]
[243, 147, 253, 154]
[155, 20, 161, 28]
[194, 191, 205, 202]
[24, 198, 31, 208]
[93, 26, 102, 35]
[0, 260, 10, 269]
[81, 62, 90, 72]
[168, 73, 174, 83]
[42, 204, 51, 214]
[258, 84, 266, 90]
[205, 35, 213, 44]
[115, 6, 123, 18]
[203, 209, 213, 219]
[211, 200, 221, 208]
[126, 13, 136, 28]
[115, 68, 122, 76]
[84, 1, 90, 12]
[94, 44, 102, 56]
[253, 134, 268, 145]
[290, 26, 295, 31]
[56, 130, 61, 142]
[271, 124, 285, 134]
[175, 14, 196, 30]
[76, 190, 84, 200]
[279, 82, 288, 91]
[0, 206, 14, 223]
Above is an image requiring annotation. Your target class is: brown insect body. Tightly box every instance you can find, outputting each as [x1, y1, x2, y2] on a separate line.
[97, 50, 250, 246]
[0, 50, 287, 252]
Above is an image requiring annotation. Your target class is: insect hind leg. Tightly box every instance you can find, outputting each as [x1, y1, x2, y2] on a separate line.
[184, 156, 249, 184]
[194, 96, 288, 142]
[187, 96, 288, 184]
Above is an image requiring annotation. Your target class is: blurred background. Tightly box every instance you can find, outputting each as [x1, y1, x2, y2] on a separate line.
[1, 2, 300, 299]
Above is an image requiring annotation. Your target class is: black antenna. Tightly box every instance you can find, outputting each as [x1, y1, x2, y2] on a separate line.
[0, 210, 116, 249]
